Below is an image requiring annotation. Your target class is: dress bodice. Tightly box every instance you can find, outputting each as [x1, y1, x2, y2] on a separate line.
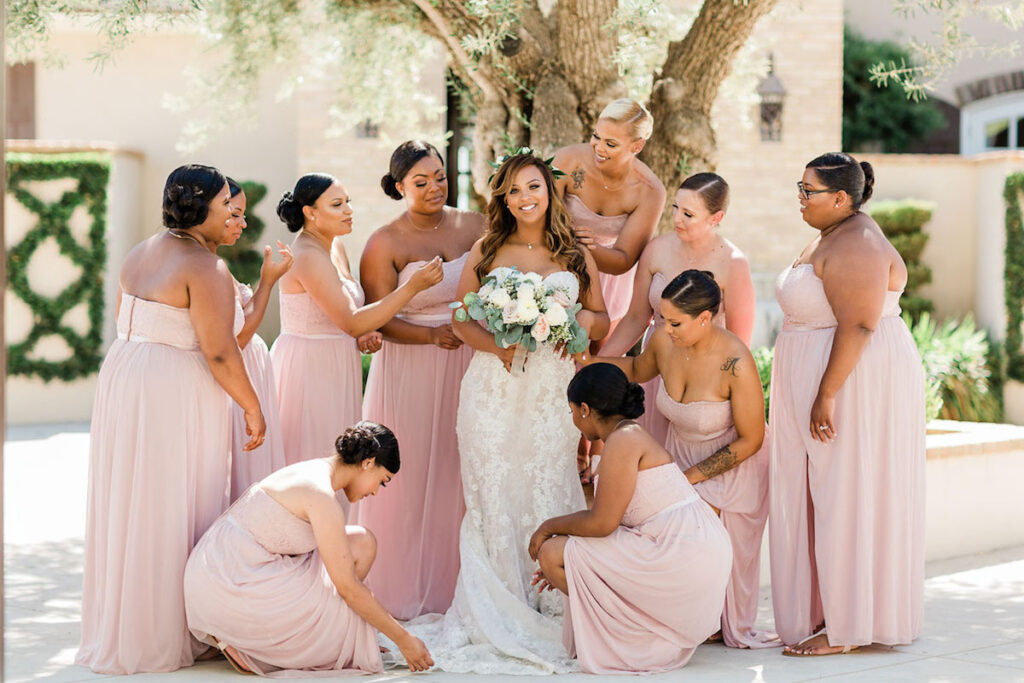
[656, 383, 734, 443]
[117, 293, 243, 350]
[564, 194, 628, 247]
[236, 281, 254, 308]
[229, 486, 317, 556]
[397, 252, 469, 322]
[602, 463, 698, 528]
[648, 271, 726, 328]
[565, 193, 626, 246]
[279, 278, 364, 337]
[776, 263, 902, 332]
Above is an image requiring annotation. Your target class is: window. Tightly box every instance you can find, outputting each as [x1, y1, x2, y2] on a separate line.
[985, 119, 1010, 148]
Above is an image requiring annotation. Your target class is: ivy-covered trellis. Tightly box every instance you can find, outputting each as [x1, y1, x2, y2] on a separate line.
[6, 152, 109, 381]
[1005, 173, 1024, 382]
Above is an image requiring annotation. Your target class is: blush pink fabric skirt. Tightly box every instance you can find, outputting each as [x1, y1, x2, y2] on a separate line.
[230, 334, 287, 501]
[351, 338, 472, 618]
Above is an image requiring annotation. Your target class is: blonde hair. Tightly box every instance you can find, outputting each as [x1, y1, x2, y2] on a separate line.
[598, 98, 653, 141]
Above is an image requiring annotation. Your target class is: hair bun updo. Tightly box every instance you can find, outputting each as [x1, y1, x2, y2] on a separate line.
[334, 421, 401, 474]
[859, 161, 875, 204]
[277, 173, 336, 233]
[380, 173, 403, 201]
[161, 164, 226, 231]
[567, 363, 646, 420]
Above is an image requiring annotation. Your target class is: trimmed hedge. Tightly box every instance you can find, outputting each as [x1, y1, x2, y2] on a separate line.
[1004, 173, 1024, 382]
[870, 198, 935, 320]
[6, 152, 109, 381]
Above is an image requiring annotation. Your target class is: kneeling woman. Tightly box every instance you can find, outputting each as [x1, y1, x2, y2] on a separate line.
[528, 364, 732, 674]
[184, 422, 433, 675]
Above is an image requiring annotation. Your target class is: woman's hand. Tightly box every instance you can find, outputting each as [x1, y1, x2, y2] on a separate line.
[242, 407, 266, 451]
[357, 331, 383, 355]
[495, 343, 519, 373]
[260, 241, 293, 284]
[531, 568, 556, 593]
[408, 256, 444, 292]
[528, 523, 553, 561]
[809, 390, 836, 443]
[429, 324, 463, 350]
[573, 225, 598, 251]
[396, 633, 434, 672]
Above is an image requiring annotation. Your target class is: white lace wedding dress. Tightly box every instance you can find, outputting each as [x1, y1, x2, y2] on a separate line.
[392, 268, 586, 674]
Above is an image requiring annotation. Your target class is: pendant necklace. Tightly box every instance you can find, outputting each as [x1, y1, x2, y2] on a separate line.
[168, 229, 203, 246]
[406, 209, 446, 232]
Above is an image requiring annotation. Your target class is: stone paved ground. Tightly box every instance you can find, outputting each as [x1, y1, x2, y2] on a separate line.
[5, 424, 1024, 682]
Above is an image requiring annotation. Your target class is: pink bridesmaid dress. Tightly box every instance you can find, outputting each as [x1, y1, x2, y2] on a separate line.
[350, 253, 472, 619]
[230, 282, 287, 501]
[184, 485, 383, 676]
[77, 293, 240, 673]
[769, 263, 925, 647]
[564, 194, 633, 324]
[562, 463, 732, 674]
[637, 271, 727, 445]
[657, 386, 777, 648]
[270, 278, 363, 490]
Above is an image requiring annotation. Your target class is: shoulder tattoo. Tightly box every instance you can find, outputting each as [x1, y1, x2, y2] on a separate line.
[721, 356, 739, 376]
[571, 167, 585, 190]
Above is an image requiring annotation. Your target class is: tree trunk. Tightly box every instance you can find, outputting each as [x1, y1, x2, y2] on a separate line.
[406, 0, 777, 208]
[643, 0, 779, 229]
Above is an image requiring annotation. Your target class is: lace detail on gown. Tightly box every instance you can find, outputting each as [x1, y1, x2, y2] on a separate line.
[394, 270, 585, 674]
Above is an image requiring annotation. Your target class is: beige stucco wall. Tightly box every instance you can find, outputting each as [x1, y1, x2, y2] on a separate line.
[30, 27, 300, 341]
[859, 150, 1024, 339]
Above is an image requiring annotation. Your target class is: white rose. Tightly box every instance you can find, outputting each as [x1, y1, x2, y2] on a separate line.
[478, 282, 495, 299]
[515, 297, 540, 324]
[516, 283, 536, 302]
[502, 301, 519, 324]
[524, 272, 543, 286]
[488, 288, 512, 307]
[531, 315, 551, 341]
[543, 302, 568, 326]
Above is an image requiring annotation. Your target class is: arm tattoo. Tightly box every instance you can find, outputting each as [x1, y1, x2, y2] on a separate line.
[721, 356, 740, 376]
[571, 167, 585, 190]
[696, 444, 738, 480]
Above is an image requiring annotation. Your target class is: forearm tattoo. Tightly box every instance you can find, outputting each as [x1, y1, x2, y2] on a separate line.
[721, 356, 739, 376]
[571, 167, 585, 190]
[696, 444, 738, 480]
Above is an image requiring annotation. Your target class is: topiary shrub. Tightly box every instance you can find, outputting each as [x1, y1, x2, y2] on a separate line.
[1004, 173, 1024, 382]
[870, 198, 935, 321]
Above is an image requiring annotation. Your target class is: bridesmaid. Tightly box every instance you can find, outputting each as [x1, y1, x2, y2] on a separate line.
[770, 153, 925, 656]
[216, 178, 292, 501]
[528, 363, 732, 674]
[77, 164, 266, 674]
[270, 173, 443, 481]
[582, 269, 775, 649]
[351, 141, 485, 618]
[601, 173, 755, 445]
[185, 422, 434, 675]
[553, 98, 666, 339]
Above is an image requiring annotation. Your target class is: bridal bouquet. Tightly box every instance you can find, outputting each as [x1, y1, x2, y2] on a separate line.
[451, 267, 589, 355]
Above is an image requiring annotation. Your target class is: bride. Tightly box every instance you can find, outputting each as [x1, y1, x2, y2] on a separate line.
[401, 152, 608, 673]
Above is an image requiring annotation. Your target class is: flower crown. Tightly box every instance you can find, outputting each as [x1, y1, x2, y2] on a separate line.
[487, 146, 567, 184]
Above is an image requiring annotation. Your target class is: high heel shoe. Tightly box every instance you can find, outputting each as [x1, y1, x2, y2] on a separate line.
[214, 638, 254, 675]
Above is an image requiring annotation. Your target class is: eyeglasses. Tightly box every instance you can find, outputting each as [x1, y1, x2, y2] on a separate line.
[797, 181, 837, 200]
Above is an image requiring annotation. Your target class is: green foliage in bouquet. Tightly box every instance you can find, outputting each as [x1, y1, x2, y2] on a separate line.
[452, 267, 589, 354]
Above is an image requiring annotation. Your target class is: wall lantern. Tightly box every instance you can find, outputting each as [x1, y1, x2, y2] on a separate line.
[757, 55, 786, 142]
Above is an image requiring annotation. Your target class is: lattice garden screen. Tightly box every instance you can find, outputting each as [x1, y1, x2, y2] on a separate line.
[6, 153, 109, 381]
